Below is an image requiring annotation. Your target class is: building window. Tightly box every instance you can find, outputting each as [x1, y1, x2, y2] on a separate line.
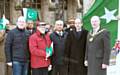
[22, 0, 41, 9]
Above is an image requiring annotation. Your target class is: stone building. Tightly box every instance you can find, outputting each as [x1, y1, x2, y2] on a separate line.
[0, 0, 83, 25]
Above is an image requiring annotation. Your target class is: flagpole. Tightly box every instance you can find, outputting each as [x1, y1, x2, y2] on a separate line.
[3, 0, 5, 15]
[118, 0, 120, 40]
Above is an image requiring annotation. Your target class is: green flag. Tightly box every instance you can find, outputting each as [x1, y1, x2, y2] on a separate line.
[0, 15, 9, 30]
[83, 0, 118, 47]
[46, 42, 53, 56]
[46, 46, 53, 56]
[26, 8, 38, 21]
[0, 19, 4, 30]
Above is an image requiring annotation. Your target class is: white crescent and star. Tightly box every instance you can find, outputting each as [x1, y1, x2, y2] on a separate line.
[28, 12, 34, 18]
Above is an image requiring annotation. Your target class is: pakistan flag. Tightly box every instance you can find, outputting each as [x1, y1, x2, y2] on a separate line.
[23, 8, 38, 21]
[83, 0, 118, 47]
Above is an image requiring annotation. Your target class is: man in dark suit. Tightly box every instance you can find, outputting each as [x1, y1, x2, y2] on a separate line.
[64, 18, 88, 75]
[50, 20, 68, 75]
[85, 16, 111, 75]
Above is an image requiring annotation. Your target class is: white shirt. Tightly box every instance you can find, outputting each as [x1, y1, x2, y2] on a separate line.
[56, 31, 63, 36]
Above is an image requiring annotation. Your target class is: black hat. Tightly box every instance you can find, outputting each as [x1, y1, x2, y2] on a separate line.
[37, 22, 46, 26]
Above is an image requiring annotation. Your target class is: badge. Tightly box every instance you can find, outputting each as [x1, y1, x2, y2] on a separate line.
[89, 37, 93, 42]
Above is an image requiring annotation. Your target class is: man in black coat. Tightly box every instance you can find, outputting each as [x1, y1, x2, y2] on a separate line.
[64, 18, 88, 75]
[50, 20, 68, 75]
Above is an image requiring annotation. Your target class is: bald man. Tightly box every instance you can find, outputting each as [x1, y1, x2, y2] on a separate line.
[5, 16, 30, 75]
[85, 16, 111, 75]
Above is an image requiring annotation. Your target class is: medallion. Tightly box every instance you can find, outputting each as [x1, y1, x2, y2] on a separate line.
[89, 37, 93, 42]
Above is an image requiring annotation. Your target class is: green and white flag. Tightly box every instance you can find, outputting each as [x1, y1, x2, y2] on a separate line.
[83, 0, 118, 47]
[0, 19, 4, 30]
[46, 42, 53, 56]
[23, 8, 38, 21]
[0, 14, 9, 30]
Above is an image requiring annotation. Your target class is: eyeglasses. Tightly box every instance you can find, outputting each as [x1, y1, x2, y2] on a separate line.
[38, 25, 46, 28]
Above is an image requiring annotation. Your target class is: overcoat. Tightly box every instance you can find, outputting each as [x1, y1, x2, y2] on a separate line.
[64, 29, 88, 75]
[85, 29, 111, 75]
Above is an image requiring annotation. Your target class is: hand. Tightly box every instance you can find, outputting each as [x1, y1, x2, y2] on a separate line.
[84, 60, 88, 66]
[7, 62, 12, 66]
[48, 65, 52, 71]
[102, 64, 108, 69]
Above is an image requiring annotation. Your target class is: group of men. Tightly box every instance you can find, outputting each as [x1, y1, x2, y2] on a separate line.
[0, 15, 111, 75]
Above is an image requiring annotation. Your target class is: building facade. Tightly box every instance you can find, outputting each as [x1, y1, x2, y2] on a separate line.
[0, 0, 83, 25]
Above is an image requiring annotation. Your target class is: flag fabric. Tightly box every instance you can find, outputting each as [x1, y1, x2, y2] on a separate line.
[46, 42, 53, 56]
[0, 19, 4, 30]
[83, 0, 118, 47]
[0, 15, 9, 30]
[46, 47, 53, 56]
[23, 8, 38, 21]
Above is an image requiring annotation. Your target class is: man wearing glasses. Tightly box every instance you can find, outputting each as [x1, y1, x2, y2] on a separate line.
[29, 22, 52, 75]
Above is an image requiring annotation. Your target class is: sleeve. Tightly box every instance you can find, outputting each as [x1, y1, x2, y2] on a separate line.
[29, 36, 46, 57]
[103, 30, 111, 65]
[5, 31, 14, 62]
[50, 33, 53, 41]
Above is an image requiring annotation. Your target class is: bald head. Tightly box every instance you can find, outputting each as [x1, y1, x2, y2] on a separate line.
[91, 16, 100, 21]
[17, 16, 26, 29]
[75, 18, 83, 31]
[91, 16, 100, 29]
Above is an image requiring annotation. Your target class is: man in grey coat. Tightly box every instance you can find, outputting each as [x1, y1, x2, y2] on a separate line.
[85, 16, 111, 75]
